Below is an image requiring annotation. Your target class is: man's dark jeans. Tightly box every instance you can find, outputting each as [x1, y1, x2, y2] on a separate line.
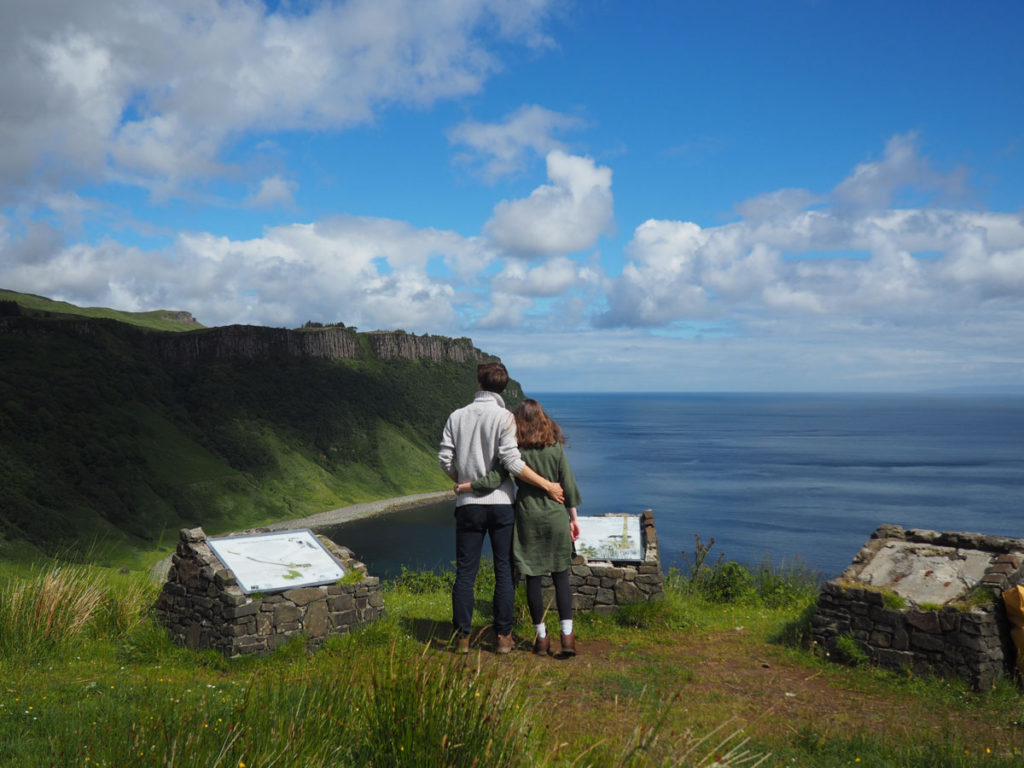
[452, 503, 515, 637]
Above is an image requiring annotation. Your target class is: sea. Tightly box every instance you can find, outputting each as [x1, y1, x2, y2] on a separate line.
[322, 393, 1024, 581]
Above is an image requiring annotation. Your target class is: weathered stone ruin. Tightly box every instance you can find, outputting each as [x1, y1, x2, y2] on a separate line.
[539, 510, 664, 614]
[812, 524, 1024, 689]
[155, 527, 384, 656]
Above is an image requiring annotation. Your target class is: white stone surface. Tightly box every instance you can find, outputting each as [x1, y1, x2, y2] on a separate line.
[856, 541, 993, 605]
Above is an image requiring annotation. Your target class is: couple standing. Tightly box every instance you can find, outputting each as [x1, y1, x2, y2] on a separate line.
[438, 362, 581, 656]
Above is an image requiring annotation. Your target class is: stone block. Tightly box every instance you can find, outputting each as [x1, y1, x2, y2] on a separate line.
[614, 581, 644, 604]
[869, 631, 892, 648]
[332, 609, 357, 628]
[257, 613, 273, 636]
[284, 587, 327, 606]
[224, 602, 259, 620]
[274, 605, 302, 625]
[305, 601, 329, 637]
[905, 611, 942, 633]
[910, 632, 946, 653]
[329, 594, 355, 612]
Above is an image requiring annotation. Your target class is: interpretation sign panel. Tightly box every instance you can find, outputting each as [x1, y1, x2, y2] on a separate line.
[575, 514, 644, 562]
[207, 529, 346, 594]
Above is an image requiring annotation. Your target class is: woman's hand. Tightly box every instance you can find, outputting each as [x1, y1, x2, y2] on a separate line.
[569, 518, 581, 542]
[453, 481, 474, 495]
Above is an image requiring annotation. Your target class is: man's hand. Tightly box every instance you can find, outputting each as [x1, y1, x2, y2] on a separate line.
[546, 482, 565, 504]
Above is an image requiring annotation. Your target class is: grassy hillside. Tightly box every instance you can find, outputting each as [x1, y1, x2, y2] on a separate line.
[0, 288, 202, 331]
[0, 291, 503, 567]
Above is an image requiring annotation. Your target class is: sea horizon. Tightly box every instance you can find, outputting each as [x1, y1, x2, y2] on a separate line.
[328, 391, 1024, 581]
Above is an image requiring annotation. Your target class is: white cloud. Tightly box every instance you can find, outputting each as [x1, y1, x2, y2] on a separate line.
[485, 150, 614, 256]
[0, 0, 560, 201]
[492, 256, 596, 298]
[602, 136, 1024, 330]
[246, 176, 298, 209]
[0, 214, 494, 331]
[449, 104, 585, 180]
[832, 133, 965, 213]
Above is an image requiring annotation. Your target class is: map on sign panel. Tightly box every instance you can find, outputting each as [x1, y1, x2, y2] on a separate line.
[575, 514, 644, 562]
[207, 529, 347, 594]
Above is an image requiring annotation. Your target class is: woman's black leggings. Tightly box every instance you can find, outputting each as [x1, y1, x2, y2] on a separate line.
[525, 569, 573, 624]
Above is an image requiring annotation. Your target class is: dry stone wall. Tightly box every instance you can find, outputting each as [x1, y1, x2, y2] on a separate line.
[811, 525, 1024, 690]
[155, 527, 383, 656]
[538, 510, 665, 615]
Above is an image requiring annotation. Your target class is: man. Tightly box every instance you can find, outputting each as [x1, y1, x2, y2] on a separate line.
[438, 361, 563, 654]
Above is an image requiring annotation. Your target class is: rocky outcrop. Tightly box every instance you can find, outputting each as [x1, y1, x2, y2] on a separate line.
[151, 325, 492, 366]
[151, 324, 360, 364]
[363, 331, 485, 362]
[0, 314, 494, 366]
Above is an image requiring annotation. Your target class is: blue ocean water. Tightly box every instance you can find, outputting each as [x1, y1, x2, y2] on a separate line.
[325, 393, 1024, 580]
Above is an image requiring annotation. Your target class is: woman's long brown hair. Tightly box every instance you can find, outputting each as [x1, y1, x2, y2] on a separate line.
[514, 398, 564, 449]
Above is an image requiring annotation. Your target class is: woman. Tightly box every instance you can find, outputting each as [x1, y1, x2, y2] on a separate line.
[456, 398, 582, 656]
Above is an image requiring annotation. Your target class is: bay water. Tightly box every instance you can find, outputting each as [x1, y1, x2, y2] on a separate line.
[324, 393, 1023, 580]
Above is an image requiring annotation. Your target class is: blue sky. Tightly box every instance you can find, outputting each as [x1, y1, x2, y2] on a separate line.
[1, 0, 1022, 392]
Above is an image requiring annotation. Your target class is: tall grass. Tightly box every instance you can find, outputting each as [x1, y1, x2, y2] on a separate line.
[14, 642, 535, 768]
[0, 563, 104, 658]
[0, 561, 157, 659]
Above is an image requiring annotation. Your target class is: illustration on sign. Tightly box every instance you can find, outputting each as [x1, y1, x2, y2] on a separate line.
[575, 514, 644, 562]
[207, 529, 346, 593]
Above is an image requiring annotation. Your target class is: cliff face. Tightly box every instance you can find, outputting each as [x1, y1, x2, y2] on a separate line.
[363, 331, 486, 363]
[151, 325, 492, 366]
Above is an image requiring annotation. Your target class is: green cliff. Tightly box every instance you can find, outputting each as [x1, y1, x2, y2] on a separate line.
[0, 290, 522, 565]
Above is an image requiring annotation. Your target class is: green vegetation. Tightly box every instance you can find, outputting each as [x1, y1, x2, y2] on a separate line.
[0, 290, 488, 566]
[0, 288, 202, 331]
[1, 555, 1021, 767]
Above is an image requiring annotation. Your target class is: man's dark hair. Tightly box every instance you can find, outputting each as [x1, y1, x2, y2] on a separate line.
[477, 362, 509, 393]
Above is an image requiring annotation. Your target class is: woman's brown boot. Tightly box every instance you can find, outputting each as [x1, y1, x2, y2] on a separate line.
[533, 634, 551, 655]
[559, 632, 577, 656]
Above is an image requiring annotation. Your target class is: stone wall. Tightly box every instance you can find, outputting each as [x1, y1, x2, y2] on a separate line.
[155, 527, 384, 656]
[538, 510, 664, 615]
[811, 525, 1024, 690]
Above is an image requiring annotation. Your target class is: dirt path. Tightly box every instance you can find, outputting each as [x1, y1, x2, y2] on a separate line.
[457, 625, 1024, 757]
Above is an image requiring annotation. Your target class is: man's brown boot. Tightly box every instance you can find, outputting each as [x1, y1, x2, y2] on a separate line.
[559, 632, 577, 657]
[456, 635, 470, 654]
[532, 634, 551, 655]
[496, 633, 515, 655]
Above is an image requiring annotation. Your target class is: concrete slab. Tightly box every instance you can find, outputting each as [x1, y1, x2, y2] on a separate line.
[855, 541, 994, 606]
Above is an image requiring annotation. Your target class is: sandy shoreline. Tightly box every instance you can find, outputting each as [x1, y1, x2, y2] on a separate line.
[262, 490, 454, 532]
[149, 490, 453, 581]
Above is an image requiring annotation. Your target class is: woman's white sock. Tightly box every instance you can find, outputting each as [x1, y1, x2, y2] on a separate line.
[560, 619, 573, 635]
[534, 622, 547, 638]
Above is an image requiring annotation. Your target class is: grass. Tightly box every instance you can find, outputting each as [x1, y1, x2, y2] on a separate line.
[1, 555, 1023, 767]
[0, 288, 202, 331]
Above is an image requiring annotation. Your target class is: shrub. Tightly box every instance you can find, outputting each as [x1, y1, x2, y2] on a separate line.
[697, 560, 755, 604]
[749, 555, 820, 608]
[390, 564, 455, 594]
[834, 633, 869, 666]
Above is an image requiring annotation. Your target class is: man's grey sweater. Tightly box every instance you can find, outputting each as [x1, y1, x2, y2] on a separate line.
[438, 391, 526, 507]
